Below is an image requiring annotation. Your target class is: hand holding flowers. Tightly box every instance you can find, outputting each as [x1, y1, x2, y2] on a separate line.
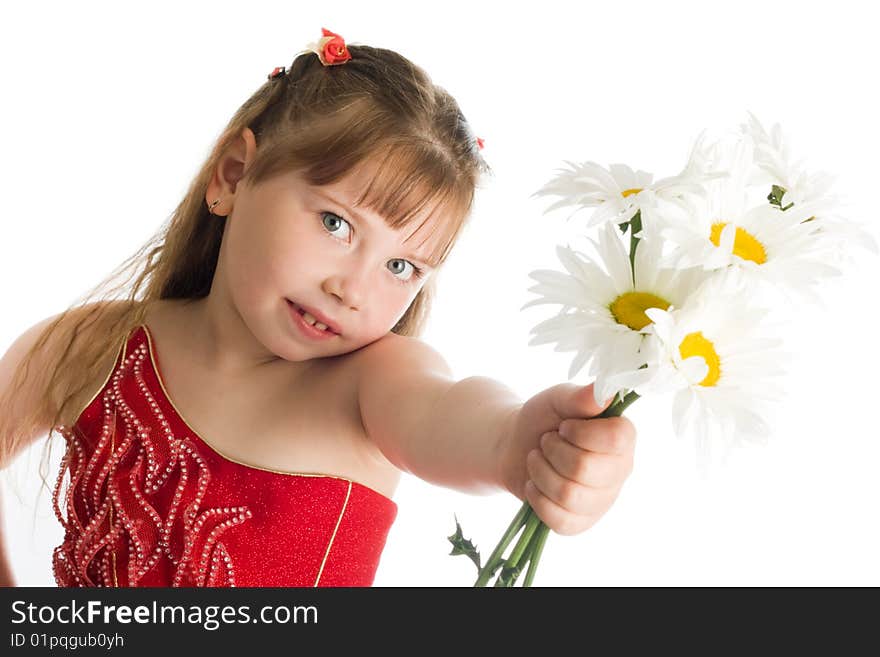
[500, 382, 636, 537]
[479, 382, 636, 585]
[449, 112, 877, 586]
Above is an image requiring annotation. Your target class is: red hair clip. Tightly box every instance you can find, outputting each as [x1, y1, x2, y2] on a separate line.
[305, 27, 352, 66]
[268, 66, 286, 80]
[476, 137, 485, 150]
[271, 27, 351, 81]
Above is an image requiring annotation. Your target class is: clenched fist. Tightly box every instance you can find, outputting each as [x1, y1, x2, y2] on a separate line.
[499, 382, 636, 535]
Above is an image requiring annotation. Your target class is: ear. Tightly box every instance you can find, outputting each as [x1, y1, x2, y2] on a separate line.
[205, 127, 258, 217]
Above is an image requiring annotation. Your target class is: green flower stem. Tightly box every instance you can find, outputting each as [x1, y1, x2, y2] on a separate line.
[518, 391, 640, 587]
[523, 522, 551, 587]
[494, 509, 541, 587]
[474, 500, 531, 587]
[602, 390, 640, 418]
[508, 510, 541, 567]
[473, 390, 641, 587]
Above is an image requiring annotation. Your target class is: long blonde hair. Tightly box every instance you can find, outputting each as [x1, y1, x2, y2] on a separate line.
[0, 41, 491, 472]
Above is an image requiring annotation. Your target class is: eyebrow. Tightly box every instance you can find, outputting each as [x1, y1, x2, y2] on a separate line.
[312, 189, 440, 268]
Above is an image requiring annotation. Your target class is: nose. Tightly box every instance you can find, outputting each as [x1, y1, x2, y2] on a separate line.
[322, 265, 369, 311]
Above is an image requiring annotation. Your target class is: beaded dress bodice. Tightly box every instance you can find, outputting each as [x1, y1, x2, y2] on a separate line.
[52, 325, 397, 587]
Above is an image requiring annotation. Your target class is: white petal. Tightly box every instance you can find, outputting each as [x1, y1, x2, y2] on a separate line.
[719, 222, 737, 254]
[680, 356, 710, 385]
[671, 388, 696, 438]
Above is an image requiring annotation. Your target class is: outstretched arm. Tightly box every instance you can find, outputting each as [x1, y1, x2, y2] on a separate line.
[356, 334, 521, 496]
[357, 335, 637, 535]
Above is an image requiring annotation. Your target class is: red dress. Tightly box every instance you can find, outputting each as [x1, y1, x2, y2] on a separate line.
[52, 325, 397, 587]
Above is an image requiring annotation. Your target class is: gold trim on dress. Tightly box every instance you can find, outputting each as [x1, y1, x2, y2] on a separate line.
[108, 339, 127, 588]
[313, 480, 351, 587]
[110, 405, 118, 588]
[69, 333, 129, 426]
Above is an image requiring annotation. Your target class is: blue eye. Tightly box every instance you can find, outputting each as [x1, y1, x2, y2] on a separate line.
[321, 212, 351, 240]
[387, 259, 417, 281]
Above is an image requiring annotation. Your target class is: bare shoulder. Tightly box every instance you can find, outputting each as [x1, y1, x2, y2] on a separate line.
[0, 300, 131, 463]
[3, 301, 127, 367]
[352, 332, 454, 384]
[350, 333, 456, 467]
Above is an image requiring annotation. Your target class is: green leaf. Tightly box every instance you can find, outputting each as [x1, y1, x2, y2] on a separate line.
[447, 514, 482, 571]
[767, 184, 789, 209]
[628, 209, 642, 286]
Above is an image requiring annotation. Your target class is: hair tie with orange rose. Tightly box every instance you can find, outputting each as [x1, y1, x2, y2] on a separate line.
[304, 27, 352, 66]
[268, 28, 351, 80]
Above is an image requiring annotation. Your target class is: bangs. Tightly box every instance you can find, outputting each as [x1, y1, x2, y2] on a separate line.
[248, 101, 477, 268]
[349, 144, 472, 268]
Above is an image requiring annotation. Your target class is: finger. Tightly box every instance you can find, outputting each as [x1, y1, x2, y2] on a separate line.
[551, 382, 613, 422]
[558, 416, 636, 456]
[524, 479, 597, 536]
[540, 432, 633, 486]
[526, 447, 616, 514]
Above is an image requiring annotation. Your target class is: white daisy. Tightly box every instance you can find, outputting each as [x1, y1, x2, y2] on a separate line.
[605, 273, 788, 471]
[741, 111, 837, 211]
[522, 222, 708, 403]
[656, 137, 842, 303]
[530, 131, 720, 229]
[742, 111, 879, 259]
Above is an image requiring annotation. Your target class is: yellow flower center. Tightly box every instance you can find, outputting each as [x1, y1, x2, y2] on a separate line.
[608, 292, 671, 331]
[621, 188, 643, 198]
[678, 331, 721, 387]
[709, 222, 767, 264]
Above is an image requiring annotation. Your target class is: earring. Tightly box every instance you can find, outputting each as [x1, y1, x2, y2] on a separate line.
[208, 198, 221, 215]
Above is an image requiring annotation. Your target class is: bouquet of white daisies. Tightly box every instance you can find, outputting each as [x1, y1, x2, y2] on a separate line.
[449, 112, 876, 587]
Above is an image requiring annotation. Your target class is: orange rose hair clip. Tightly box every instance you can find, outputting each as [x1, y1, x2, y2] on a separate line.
[268, 27, 351, 81]
[304, 27, 352, 66]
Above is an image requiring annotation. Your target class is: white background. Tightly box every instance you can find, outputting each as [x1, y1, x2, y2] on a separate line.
[2, 0, 878, 587]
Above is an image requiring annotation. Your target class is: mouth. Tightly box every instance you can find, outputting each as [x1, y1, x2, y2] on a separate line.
[286, 299, 341, 336]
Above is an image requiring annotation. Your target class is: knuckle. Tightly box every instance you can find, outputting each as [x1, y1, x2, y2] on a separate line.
[526, 450, 540, 477]
[619, 417, 637, 444]
[574, 455, 593, 483]
[527, 480, 547, 513]
[609, 418, 635, 452]
[558, 420, 572, 440]
[550, 515, 571, 536]
[607, 427, 625, 453]
[558, 516, 587, 536]
[556, 521, 575, 536]
[557, 480, 580, 509]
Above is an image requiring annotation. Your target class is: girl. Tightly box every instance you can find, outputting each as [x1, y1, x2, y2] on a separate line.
[0, 29, 635, 587]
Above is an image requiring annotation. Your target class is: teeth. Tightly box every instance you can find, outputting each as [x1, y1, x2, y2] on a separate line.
[300, 309, 332, 333]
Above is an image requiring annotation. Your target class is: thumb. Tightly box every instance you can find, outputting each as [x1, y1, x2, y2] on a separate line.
[551, 382, 613, 420]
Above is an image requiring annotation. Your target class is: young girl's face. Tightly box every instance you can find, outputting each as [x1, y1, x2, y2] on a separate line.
[220, 159, 448, 362]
